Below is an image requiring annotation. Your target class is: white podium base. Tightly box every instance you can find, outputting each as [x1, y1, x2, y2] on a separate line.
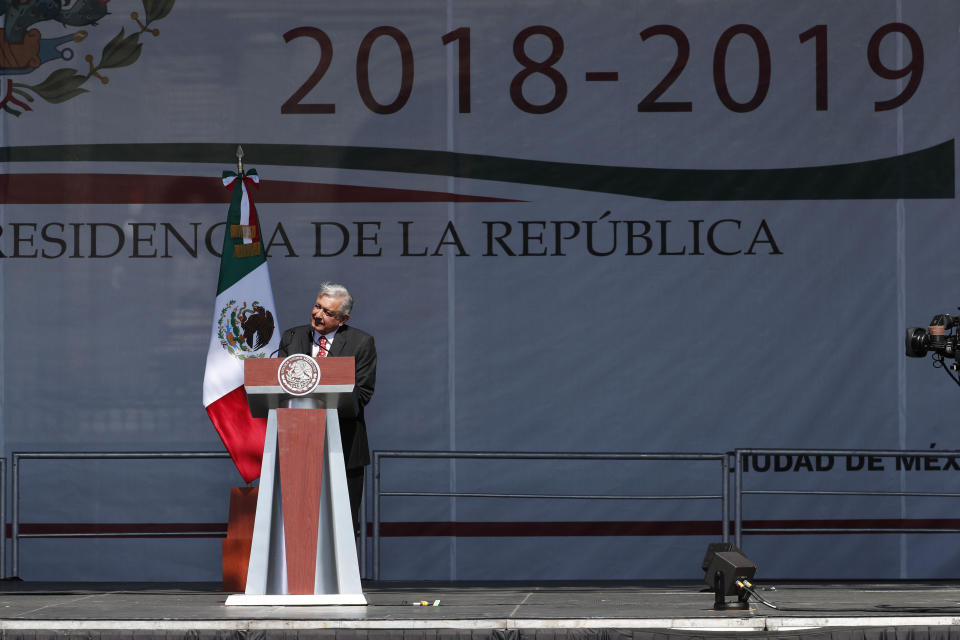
[225, 593, 367, 606]
[238, 399, 365, 605]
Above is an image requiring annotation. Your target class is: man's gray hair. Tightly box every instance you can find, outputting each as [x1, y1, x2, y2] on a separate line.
[318, 282, 353, 317]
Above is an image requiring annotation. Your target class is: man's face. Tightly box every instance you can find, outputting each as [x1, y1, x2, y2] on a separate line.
[311, 294, 347, 335]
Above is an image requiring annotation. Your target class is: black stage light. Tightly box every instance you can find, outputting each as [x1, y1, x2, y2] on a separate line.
[702, 544, 757, 610]
[700, 542, 741, 572]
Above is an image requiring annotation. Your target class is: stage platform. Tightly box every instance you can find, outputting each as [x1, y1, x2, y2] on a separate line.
[1, 580, 960, 638]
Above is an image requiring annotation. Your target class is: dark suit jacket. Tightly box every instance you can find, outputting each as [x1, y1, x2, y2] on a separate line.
[277, 324, 376, 469]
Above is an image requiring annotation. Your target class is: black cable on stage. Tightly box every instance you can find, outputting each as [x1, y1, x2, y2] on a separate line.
[733, 582, 960, 614]
[754, 605, 960, 614]
[735, 579, 778, 609]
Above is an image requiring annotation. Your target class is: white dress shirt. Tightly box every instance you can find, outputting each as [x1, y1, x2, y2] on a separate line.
[311, 327, 339, 357]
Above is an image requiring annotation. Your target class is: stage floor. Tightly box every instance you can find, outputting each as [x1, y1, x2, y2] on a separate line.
[1, 581, 960, 635]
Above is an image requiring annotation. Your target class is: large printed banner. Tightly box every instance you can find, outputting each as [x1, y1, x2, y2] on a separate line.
[0, 0, 958, 580]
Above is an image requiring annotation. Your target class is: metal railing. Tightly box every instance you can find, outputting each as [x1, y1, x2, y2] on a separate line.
[0, 457, 7, 578]
[11, 451, 231, 577]
[733, 447, 960, 547]
[10, 446, 960, 580]
[371, 450, 730, 580]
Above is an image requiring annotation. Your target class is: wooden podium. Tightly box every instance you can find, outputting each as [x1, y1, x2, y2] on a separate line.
[224, 355, 366, 606]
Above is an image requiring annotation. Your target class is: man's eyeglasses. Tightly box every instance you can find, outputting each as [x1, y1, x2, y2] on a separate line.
[314, 304, 340, 319]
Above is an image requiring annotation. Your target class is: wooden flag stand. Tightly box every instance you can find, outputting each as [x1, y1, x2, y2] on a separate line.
[221, 486, 258, 592]
[224, 355, 365, 606]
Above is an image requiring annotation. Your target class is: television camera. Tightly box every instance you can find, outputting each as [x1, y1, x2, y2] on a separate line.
[906, 311, 960, 387]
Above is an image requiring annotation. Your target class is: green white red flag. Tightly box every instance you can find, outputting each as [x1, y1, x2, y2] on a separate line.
[202, 168, 279, 483]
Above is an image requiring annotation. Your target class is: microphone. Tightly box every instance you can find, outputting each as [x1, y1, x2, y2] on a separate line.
[268, 336, 288, 358]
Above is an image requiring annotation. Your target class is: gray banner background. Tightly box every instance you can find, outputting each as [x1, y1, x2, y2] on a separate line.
[0, 0, 957, 580]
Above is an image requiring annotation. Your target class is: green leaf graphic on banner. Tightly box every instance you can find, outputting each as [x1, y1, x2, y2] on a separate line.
[3, 0, 175, 116]
[143, 0, 175, 23]
[98, 29, 143, 70]
[27, 69, 89, 104]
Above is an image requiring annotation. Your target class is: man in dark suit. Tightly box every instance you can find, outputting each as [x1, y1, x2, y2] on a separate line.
[277, 282, 376, 535]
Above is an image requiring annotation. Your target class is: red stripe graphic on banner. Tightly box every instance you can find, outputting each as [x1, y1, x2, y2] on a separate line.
[0, 174, 519, 204]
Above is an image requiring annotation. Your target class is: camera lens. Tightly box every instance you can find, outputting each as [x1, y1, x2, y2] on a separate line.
[905, 327, 930, 358]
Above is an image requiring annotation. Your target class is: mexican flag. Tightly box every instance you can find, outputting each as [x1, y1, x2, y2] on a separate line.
[202, 168, 279, 483]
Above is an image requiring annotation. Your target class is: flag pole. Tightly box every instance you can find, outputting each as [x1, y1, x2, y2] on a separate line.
[236, 144, 244, 175]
